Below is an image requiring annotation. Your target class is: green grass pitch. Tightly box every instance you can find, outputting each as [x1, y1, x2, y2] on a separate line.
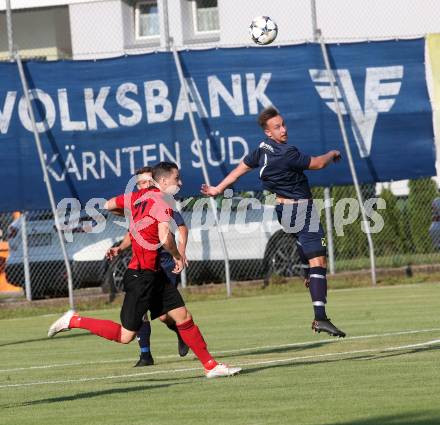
[1, 282, 440, 425]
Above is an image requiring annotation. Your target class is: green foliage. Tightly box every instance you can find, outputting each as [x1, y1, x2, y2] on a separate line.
[373, 189, 407, 256]
[407, 178, 438, 254]
[331, 185, 369, 260]
[324, 180, 438, 264]
[311, 186, 324, 200]
[395, 196, 414, 254]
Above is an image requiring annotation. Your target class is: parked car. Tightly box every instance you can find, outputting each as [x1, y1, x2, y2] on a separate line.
[6, 209, 124, 297]
[104, 201, 302, 294]
[6, 199, 301, 298]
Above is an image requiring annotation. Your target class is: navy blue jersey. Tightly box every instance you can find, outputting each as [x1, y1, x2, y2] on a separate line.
[159, 210, 185, 269]
[243, 138, 312, 199]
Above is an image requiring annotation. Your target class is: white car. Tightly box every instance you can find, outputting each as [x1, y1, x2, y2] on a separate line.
[6, 198, 301, 298]
[6, 210, 125, 297]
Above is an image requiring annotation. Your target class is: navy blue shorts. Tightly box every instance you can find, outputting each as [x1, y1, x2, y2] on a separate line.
[160, 254, 180, 287]
[275, 200, 327, 260]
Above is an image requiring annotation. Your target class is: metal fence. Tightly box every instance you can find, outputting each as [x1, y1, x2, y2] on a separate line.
[1, 179, 439, 298]
[1, 1, 440, 299]
[317, 180, 440, 272]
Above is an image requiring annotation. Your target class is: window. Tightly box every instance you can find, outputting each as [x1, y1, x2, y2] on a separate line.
[135, 0, 160, 39]
[192, 0, 219, 34]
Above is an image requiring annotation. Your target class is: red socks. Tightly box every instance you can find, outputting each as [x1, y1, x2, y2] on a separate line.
[69, 315, 122, 343]
[177, 319, 217, 369]
[67, 315, 216, 368]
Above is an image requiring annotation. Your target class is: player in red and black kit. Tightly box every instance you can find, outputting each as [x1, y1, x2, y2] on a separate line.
[48, 162, 241, 379]
[106, 166, 190, 367]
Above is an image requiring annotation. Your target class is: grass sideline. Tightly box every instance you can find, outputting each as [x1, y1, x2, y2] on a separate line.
[1, 283, 440, 425]
[1, 270, 440, 320]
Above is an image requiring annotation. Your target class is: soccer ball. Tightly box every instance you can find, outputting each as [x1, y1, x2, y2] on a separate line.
[249, 16, 278, 45]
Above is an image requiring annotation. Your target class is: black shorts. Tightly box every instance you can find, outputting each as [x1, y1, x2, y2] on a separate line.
[120, 268, 185, 332]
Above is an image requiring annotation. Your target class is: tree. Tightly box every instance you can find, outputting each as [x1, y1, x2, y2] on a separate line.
[407, 178, 438, 254]
[331, 185, 369, 261]
[373, 188, 407, 256]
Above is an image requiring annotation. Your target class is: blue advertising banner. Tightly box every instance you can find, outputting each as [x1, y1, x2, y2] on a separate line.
[0, 39, 435, 211]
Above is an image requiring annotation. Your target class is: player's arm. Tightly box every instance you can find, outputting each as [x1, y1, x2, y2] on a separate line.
[119, 232, 132, 250]
[105, 232, 131, 260]
[104, 197, 126, 216]
[104, 197, 119, 211]
[201, 161, 252, 196]
[177, 224, 189, 267]
[158, 222, 184, 273]
[308, 150, 342, 170]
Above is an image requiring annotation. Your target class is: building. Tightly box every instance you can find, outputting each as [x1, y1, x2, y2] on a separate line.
[1, 0, 440, 60]
[0, 0, 439, 195]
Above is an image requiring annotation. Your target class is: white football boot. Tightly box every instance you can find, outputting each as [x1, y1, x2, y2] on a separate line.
[47, 310, 76, 337]
[205, 363, 242, 379]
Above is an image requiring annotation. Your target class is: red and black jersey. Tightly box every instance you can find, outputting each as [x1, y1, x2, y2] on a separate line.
[115, 188, 173, 271]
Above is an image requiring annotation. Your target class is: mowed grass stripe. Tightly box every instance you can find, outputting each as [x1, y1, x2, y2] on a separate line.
[1, 326, 440, 374]
[1, 283, 440, 425]
[1, 338, 439, 389]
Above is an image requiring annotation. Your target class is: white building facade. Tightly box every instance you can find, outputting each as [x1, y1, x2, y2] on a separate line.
[1, 0, 440, 60]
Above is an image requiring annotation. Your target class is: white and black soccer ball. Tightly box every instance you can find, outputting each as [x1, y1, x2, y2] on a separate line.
[249, 16, 278, 45]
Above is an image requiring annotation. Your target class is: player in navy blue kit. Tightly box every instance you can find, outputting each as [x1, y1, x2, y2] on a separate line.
[201, 107, 346, 337]
[106, 166, 190, 366]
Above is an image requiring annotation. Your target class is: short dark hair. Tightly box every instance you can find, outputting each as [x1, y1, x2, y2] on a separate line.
[258, 106, 279, 129]
[135, 166, 152, 175]
[152, 162, 179, 180]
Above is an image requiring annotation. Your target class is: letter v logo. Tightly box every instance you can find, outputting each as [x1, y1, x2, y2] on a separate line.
[309, 66, 404, 158]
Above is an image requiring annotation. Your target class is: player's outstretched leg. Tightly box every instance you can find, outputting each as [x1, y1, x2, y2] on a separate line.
[134, 317, 154, 367]
[47, 310, 76, 337]
[308, 266, 346, 338]
[48, 311, 136, 343]
[168, 307, 241, 378]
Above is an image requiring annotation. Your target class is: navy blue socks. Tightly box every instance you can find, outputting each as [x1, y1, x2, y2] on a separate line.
[308, 266, 328, 320]
[137, 320, 151, 357]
